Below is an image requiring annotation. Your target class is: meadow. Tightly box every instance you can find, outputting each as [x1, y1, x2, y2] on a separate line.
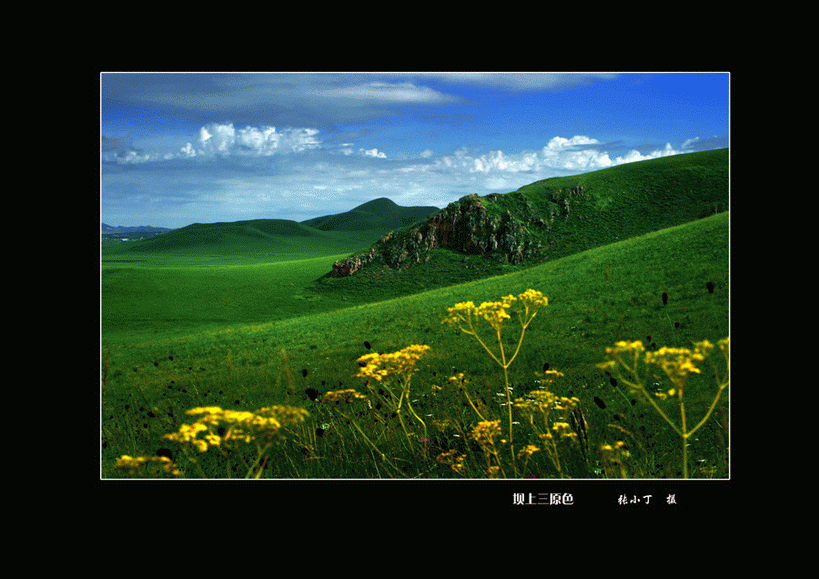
[101, 210, 729, 479]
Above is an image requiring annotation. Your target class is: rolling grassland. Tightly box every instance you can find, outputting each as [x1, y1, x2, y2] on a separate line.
[102, 209, 729, 479]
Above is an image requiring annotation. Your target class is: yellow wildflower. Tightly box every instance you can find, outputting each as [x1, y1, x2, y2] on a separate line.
[436, 449, 467, 474]
[598, 340, 646, 373]
[518, 288, 549, 308]
[442, 289, 548, 333]
[605, 340, 645, 357]
[164, 405, 308, 452]
[719, 337, 729, 354]
[517, 444, 540, 458]
[552, 422, 578, 440]
[474, 298, 514, 331]
[443, 301, 476, 328]
[601, 440, 630, 460]
[354, 344, 431, 383]
[470, 419, 502, 446]
[645, 346, 704, 384]
[164, 422, 209, 451]
[554, 396, 580, 411]
[528, 389, 557, 407]
[114, 455, 181, 476]
[536, 369, 565, 382]
[693, 340, 714, 358]
[448, 373, 469, 385]
[321, 389, 368, 404]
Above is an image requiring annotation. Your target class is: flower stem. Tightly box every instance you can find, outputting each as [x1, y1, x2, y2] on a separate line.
[497, 328, 517, 474]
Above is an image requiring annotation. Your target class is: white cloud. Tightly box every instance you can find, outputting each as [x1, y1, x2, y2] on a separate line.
[104, 125, 697, 227]
[199, 123, 234, 153]
[196, 122, 321, 157]
[360, 147, 387, 159]
[317, 81, 460, 105]
[612, 143, 680, 165]
[115, 122, 323, 164]
[109, 122, 323, 165]
[422, 73, 620, 92]
[429, 136, 614, 178]
[179, 142, 197, 158]
[432, 136, 689, 180]
[543, 135, 602, 151]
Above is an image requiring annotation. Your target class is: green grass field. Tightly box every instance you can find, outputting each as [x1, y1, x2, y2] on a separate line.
[101, 208, 729, 479]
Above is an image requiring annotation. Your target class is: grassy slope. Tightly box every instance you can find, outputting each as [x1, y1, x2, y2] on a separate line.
[319, 149, 728, 294]
[102, 199, 439, 266]
[101, 220, 381, 266]
[101, 254, 353, 340]
[101, 212, 729, 477]
[512, 148, 729, 249]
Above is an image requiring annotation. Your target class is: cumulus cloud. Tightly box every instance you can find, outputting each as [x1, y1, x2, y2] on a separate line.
[612, 142, 681, 164]
[107, 122, 324, 165]
[194, 122, 321, 157]
[422, 136, 686, 182]
[427, 136, 610, 178]
[103, 127, 694, 227]
[360, 147, 387, 158]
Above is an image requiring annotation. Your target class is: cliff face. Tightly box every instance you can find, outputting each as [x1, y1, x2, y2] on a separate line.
[328, 193, 554, 277]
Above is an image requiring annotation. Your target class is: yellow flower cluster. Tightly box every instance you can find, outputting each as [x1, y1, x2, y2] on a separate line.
[598, 340, 645, 371]
[605, 340, 646, 356]
[600, 441, 631, 478]
[600, 440, 630, 463]
[516, 389, 580, 416]
[163, 405, 309, 452]
[470, 419, 502, 446]
[518, 288, 550, 310]
[645, 345, 706, 383]
[321, 389, 368, 404]
[535, 369, 565, 384]
[517, 444, 540, 458]
[443, 289, 548, 333]
[436, 449, 466, 474]
[114, 455, 181, 476]
[354, 344, 431, 383]
[163, 422, 218, 452]
[448, 373, 470, 389]
[719, 337, 729, 355]
[443, 300, 476, 330]
[551, 421, 577, 440]
[475, 296, 516, 331]
[601, 338, 729, 387]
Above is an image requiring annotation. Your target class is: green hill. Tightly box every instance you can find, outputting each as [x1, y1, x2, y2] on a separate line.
[101, 199, 439, 265]
[300, 197, 438, 231]
[329, 149, 728, 278]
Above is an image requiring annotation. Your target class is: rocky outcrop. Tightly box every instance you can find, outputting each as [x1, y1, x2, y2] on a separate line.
[329, 193, 547, 277]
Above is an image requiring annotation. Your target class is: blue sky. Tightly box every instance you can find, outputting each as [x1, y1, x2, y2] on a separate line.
[101, 72, 729, 229]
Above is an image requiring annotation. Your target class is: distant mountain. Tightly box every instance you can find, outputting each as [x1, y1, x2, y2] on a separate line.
[101, 197, 440, 256]
[101, 223, 175, 234]
[300, 197, 439, 231]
